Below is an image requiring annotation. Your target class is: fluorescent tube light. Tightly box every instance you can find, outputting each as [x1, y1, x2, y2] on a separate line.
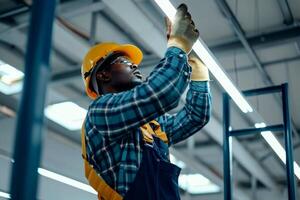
[170, 154, 219, 194]
[0, 60, 24, 95]
[0, 191, 10, 199]
[255, 122, 300, 180]
[179, 174, 220, 194]
[154, 0, 253, 113]
[45, 101, 87, 131]
[193, 41, 253, 113]
[3, 156, 96, 196]
[0, 168, 97, 197]
[170, 153, 186, 169]
[38, 168, 97, 194]
[154, 0, 176, 20]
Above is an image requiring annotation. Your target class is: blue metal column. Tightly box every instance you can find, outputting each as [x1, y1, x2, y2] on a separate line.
[223, 93, 232, 200]
[10, 0, 56, 199]
[282, 83, 296, 200]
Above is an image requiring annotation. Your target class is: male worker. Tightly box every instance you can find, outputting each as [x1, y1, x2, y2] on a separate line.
[81, 4, 211, 200]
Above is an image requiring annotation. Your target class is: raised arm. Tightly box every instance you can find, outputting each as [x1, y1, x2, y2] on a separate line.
[158, 55, 212, 145]
[158, 81, 211, 145]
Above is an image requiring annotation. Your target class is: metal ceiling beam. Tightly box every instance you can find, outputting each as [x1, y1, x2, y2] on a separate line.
[0, 23, 84, 107]
[89, 0, 98, 46]
[53, 1, 152, 64]
[99, 11, 150, 53]
[0, 5, 29, 19]
[226, 55, 300, 73]
[210, 26, 300, 54]
[101, 0, 165, 58]
[0, 22, 75, 75]
[215, 0, 279, 85]
[0, 0, 106, 37]
[52, 23, 90, 62]
[51, 68, 81, 84]
[215, 0, 300, 144]
[276, 0, 294, 25]
[58, 0, 105, 19]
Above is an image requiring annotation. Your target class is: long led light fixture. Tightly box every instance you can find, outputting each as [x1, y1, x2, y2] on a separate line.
[38, 168, 97, 194]
[0, 191, 10, 199]
[179, 174, 220, 194]
[255, 123, 300, 180]
[45, 101, 87, 131]
[0, 60, 24, 95]
[0, 167, 97, 199]
[154, 0, 253, 113]
[170, 154, 220, 194]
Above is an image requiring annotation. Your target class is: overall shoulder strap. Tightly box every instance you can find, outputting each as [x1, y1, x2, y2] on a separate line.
[81, 123, 122, 200]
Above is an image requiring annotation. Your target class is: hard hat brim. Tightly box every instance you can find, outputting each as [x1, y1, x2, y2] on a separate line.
[111, 44, 143, 65]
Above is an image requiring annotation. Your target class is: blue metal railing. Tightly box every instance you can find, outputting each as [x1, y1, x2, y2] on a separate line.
[223, 83, 297, 200]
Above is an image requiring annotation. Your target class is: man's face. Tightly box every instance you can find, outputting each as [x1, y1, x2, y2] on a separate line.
[104, 55, 143, 92]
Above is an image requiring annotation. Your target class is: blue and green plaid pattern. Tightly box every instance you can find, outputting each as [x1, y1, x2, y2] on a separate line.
[84, 47, 211, 196]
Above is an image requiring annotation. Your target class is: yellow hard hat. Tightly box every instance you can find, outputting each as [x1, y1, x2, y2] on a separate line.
[81, 42, 143, 99]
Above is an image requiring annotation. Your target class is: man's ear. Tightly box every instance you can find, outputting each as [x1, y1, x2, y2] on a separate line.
[96, 71, 111, 82]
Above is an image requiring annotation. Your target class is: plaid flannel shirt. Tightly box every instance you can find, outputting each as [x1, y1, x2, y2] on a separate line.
[84, 47, 211, 196]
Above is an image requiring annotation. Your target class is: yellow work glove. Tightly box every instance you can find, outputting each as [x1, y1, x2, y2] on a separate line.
[165, 4, 199, 54]
[188, 55, 210, 81]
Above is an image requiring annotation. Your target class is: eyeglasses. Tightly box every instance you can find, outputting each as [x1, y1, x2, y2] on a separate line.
[84, 52, 128, 79]
[110, 56, 133, 66]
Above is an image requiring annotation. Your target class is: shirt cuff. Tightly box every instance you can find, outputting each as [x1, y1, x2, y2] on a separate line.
[165, 46, 187, 58]
[190, 81, 210, 93]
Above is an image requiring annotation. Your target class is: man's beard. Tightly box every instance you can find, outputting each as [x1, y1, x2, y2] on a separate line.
[115, 79, 143, 92]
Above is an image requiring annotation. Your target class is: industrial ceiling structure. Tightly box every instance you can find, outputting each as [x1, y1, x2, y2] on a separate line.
[0, 0, 300, 199]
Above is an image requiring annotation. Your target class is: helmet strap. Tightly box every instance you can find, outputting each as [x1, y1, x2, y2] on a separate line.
[90, 52, 124, 96]
[91, 72, 101, 96]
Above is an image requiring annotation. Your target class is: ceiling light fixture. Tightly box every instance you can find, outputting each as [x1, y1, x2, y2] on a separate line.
[45, 101, 87, 131]
[255, 122, 300, 180]
[0, 191, 10, 199]
[37, 168, 97, 194]
[179, 174, 220, 194]
[170, 154, 220, 194]
[0, 60, 24, 95]
[170, 153, 186, 169]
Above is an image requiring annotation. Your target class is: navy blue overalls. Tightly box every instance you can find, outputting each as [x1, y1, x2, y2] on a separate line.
[123, 136, 181, 200]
